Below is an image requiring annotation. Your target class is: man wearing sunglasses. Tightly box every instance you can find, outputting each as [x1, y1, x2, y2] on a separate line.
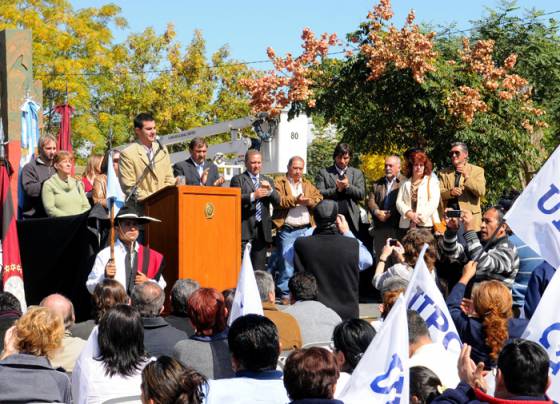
[438, 142, 486, 232]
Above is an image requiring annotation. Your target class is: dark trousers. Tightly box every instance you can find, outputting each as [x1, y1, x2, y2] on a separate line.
[242, 222, 268, 271]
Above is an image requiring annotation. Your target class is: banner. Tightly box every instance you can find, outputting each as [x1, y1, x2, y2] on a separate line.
[1, 159, 27, 311]
[505, 145, 560, 269]
[339, 295, 409, 404]
[522, 267, 560, 402]
[404, 244, 462, 357]
[228, 243, 263, 326]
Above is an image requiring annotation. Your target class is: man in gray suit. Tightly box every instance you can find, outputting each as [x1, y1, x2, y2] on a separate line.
[230, 150, 280, 271]
[173, 137, 224, 186]
[315, 142, 366, 237]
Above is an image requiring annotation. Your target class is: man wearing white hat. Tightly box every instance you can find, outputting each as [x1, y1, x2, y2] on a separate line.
[86, 205, 166, 295]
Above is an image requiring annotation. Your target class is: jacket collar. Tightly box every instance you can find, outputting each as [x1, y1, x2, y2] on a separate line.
[235, 369, 283, 380]
[0, 353, 53, 369]
[142, 316, 170, 329]
[475, 388, 553, 403]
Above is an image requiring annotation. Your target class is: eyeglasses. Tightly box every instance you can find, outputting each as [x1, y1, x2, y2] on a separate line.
[113, 159, 120, 163]
[449, 151, 461, 157]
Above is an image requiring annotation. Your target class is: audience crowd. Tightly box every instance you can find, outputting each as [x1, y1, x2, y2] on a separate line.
[1, 112, 556, 403]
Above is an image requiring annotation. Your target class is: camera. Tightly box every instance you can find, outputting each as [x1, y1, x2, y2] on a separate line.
[389, 239, 398, 246]
[447, 210, 462, 218]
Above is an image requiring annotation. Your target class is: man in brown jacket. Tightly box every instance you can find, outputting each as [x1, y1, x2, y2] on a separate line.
[272, 156, 322, 302]
[439, 142, 486, 231]
[254, 270, 302, 351]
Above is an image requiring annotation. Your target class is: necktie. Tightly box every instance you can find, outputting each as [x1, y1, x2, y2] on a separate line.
[125, 247, 136, 295]
[252, 176, 262, 222]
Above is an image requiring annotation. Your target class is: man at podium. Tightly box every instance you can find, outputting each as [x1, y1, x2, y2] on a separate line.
[119, 113, 176, 202]
[230, 149, 279, 271]
[172, 137, 225, 186]
[86, 205, 167, 295]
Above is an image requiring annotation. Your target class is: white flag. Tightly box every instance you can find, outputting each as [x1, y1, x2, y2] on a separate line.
[339, 295, 409, 404]
[521, 267, 560, 402]
[106, 150, 125, 215]
[228, 243, 263, 326]
[404, 244, 462, 357]
[505, 145, 560, 269]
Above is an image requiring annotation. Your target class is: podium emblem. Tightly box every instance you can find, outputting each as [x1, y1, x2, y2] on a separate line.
[204, 202, 215, 219]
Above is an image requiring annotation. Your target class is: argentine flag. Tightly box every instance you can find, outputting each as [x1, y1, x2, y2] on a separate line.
[106, 150, 125, 215]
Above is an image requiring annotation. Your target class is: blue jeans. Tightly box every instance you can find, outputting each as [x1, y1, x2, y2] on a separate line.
[277, 225, 310, 297]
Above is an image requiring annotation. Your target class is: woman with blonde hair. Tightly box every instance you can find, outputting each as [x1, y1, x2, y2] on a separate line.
[42, 150, 91, 217]
[0, 306, 71, 403]
[447, 261, 528, 368]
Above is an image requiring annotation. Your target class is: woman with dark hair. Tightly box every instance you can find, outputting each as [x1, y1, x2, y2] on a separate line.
[92, 149, 121, 208]
[72, 304, 151, 403]
[396, 150, 441, 232]
[71, 279, 129, 340]
[447, 261, 528, 368]
[141, 356, 207, 404]
[283, 347, 341, 403]
[410, 366, 442, 403]
[172, 288, 234, 379]
[331, 319, 376, 397]
[0, 306, 71, 403]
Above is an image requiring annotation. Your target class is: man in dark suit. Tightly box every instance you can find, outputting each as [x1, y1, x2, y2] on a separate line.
[367, 155, 406, 258]
[173, 137, 224, 186]
[230, 149, 280, 271]
[294, 200, 371, 320]
[315, 142, 365, 237]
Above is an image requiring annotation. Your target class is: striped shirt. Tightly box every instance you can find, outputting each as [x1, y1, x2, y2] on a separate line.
[442, 230, 519, 289]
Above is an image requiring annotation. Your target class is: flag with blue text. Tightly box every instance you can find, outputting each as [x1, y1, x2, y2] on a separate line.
[339, 295, 409, 404]
[522, 267, 560, 402]
[404, 244, 462, 357]
[504, 145, 560, 269]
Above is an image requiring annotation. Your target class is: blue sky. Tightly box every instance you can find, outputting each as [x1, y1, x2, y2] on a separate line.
[70, 0, 558, 69]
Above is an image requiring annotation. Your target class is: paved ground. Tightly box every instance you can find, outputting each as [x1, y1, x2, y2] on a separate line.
[360, 303, 381, 320]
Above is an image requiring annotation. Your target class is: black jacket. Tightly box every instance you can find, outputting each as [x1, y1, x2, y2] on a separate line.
[294, 230, 360, 320]
[142, 316, 187, 357]
[173, 157, 221, 186]
[230, 171, 280, 243]
[20, 156, 56, 218]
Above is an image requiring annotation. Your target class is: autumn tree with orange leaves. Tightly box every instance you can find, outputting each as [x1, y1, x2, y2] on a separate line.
[242, 0, 558, 202]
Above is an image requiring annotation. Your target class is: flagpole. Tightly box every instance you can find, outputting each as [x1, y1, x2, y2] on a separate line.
[110, 203, 115, 265]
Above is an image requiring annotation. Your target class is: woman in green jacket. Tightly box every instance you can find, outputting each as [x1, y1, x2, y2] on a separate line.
[42, 151, 90, 217]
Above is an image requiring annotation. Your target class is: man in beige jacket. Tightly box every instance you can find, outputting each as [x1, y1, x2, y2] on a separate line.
[438, 142, 486, 231]
[119, 113, 176, 202]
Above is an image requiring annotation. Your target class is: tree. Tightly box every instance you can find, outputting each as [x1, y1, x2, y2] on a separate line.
[1, 0, 255, 158]
[242, 0, 557, 203]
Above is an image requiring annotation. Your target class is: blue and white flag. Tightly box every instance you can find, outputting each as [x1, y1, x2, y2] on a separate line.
[18, 99, 40, 213]
[404, 244, 462, 357]
[106, 151, 125, 215]
[505, 145, 560, 269]
[228, 243, 263, 326]
[339, 295, 409, 404]
[522, 267, 560, 402]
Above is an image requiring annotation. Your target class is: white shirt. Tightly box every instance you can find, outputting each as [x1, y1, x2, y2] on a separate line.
[285, 177, 310, 227]
[72, 327, 151, 404]
[86, 239, 166, 294]
[206, 376, 289, 404]
[409, 342, 461, 389]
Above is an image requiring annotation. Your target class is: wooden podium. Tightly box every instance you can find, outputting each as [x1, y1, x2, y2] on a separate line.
[143, 185, 241, 294]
